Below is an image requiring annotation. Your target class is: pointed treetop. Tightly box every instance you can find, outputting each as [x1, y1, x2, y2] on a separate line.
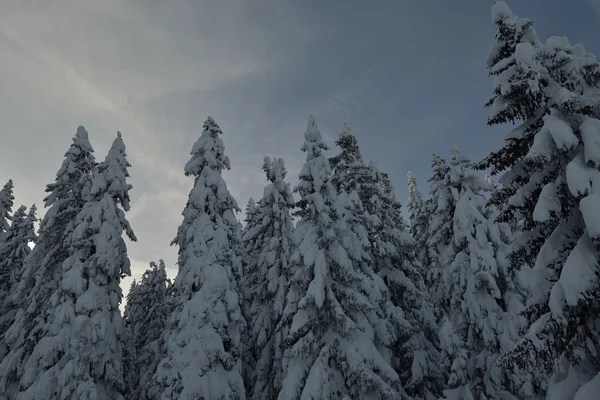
[491, 1, 513, 22]
[263, 156, 287, 182]
[0, 180, 15, 237]
[74, 125, 94, 153]
[117, 131, 122, 138]
[330, 122, 363, 169]
[92, 133, 133, 211]
[184, 116, 230, 176]
[407, 171, 423, 204]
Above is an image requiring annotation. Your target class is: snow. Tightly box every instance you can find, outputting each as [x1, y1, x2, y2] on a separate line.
[491, 1, 513, 22]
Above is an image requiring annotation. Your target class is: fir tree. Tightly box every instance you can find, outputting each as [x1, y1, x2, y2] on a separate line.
[0, 126, 97, 398]
[478, 3, 600, 398]
[243, 156, 295, 399]
[407, 171, 429, 273]
[278, 116, 402, 399]
[16, 132, 136, 399]
[371, 165, 443, 400]
[437, 147, 524, 400]
[328, 123, 379, 212]
[329, 123, 442, 398]
[153, 117, 246, 400]
[124, 260, 172, 399]
[0, 205, 37, 357]
[424, 154, 453, 313]
[0, 179, 15, 243]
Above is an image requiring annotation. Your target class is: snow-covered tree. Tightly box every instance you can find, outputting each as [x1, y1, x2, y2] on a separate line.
[478, 3, 600, 398]
[14, 132, 136, 399]
[369, 165, 443, 400]
[0, 180, 15, 243]
[0, 205, 37, 357]
[124, 260, 172, 399]
[0, 126, 97, 398]
[407, 171, 429, 271]
[242, 156, 295, 399]
[437, 147, 525, 400]
[328, 123, 442, 398]
[424, 154, 452, 311]
[278, 116, 402, 399]
[153, 116, 246, 400]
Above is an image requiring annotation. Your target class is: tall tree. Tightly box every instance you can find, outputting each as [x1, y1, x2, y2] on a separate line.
[278, 116, 402, 399]
[371, 165, 443, 400]
[243, 156, 295, 399]
[478, 2, 600, 398]
[0, 205, 37, 357]
[16, 132, 136, 399]
[0, 180, 15, 243]
[124, 260, 172, 399]
[407, 171, 429, 271]
[329, 123, 442, 398]
[437, 147, 524, 400]
[153, 117, 246, 400]
[424, 154, 452, 313]
[0, 126, 97, 398]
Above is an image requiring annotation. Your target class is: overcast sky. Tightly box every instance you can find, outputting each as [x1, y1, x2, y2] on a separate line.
[1, 0, 599, 291]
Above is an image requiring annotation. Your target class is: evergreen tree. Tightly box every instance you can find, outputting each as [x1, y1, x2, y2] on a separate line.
[278, 116, 402, 399]
[437, 147, 524, 400]
[0, 126, 97, 398]
[478, 3, 600, 398]
[370, 165, 443, 400]
[407, 171, 429, 272]
[0, 205, 37, 357]
[329, 123, 442, 398]
[153, 117, 246, 400]
[124, 260, 172, 399]
[424, 154, 452, 313]
[0, 179, 15, 243]
[328, 124, 381, 222]
[15, 132, 136, 399]
[243, 156, 295, 399]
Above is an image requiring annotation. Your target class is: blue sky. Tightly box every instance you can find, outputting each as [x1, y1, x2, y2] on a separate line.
[0, 0, 598, 285]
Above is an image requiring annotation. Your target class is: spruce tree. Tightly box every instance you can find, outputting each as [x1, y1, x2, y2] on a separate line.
[370, 165, 443, 400]
[124, 260, 172, 399]
[0, 126, 97, 398]
[278, 116, 402, 399]
[478, 2, 600, 398]
[328, 123, 442, 398]
[243, 156, 295, 399]
[437, 147, 524, 400]
[407, 171, 429, 273]
[328, 123, 380, 213]
[0, 205, 37, 357]
[0, 180, 15, 244]
[424, 154, 452, 313]
[153, 117, 246, 400]
[16, 132, 136, 399]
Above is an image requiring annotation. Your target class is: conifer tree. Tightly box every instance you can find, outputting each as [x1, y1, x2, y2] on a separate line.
[328, 124, 381, 222]
[407, 171, 429, 271]
[437, 147, 524, 400]
[424, 154, 452, 312]
[15, 132, 136, 399]
[328, 123, 442, 398]
[0, 205, 37, 357]
[278, 116, 402, 399]
[371, 165, 443, 399]
[0, 126, 97, 398]
[0, 180, 15, 243]
[124, 260, 172, 399]
[153, 117, 246, 400]
[478, 2, 600, 398]
[243, 156, 295, 399]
